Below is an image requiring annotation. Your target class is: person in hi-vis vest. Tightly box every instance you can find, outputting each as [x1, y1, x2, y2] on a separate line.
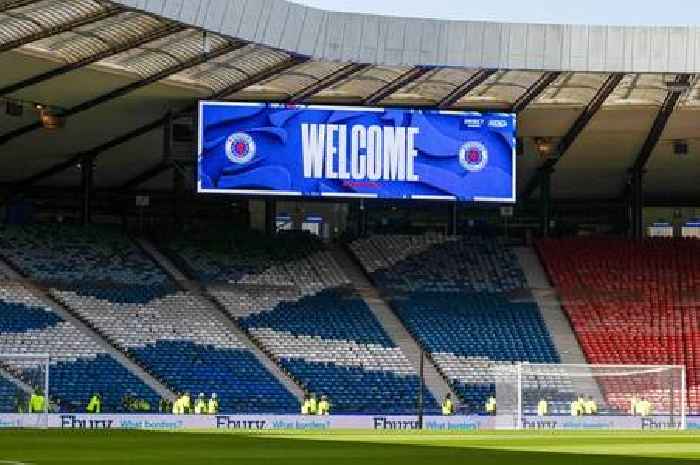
[194, 393, 208, 415]
[570, 398, 581, 416]
[317, 395, 331, 416]
[29, 389, 45, 413]
[584, 396, 597, 415]
[308, 393, 318, 415]
[208, 393, 219, 415]
[301, 394, 311, 415]
[537, 398, 548, 417]
[86, 393, 101, 414]
[485, 396, 496, 415]
[442, 393, 455, 416]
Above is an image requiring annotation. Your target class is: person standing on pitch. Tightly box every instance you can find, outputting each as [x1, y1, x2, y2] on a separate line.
[208, 393, 219, 415]
[485, 395, 496, 415]
[637, 397, 651, 417]
[308, 393, 318, 415]
[159, 396, 172, 413]
[317, 395, 331, 416]
[301, 394, 311, 415]
[194, 393, 207, 414]
[630, 393, 639, 416]
[584, 396, 597, 416]
[86, 393, 101, 414]
[441, 393, 455, 416]
[28, 388, 45, 413]
[172, 392, 183, 415]
[182, 392, 191, 415]
[570, 397, 580, 417]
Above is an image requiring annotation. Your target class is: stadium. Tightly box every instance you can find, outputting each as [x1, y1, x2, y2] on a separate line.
[2, 0, 700, 463]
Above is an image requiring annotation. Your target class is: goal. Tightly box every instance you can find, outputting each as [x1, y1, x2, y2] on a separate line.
[0, 354, 50, 426]
[493, 363, 686, 430]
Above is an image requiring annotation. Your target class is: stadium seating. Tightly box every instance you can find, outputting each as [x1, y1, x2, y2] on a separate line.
[171, 233, 436, 414]
[0, 225, 165, 285]
[0, 281, 158, 412]
[537, 238, 700, 413]
[0, 375, 20, 413]
[53, 289, 298, 413]
[350, 234, 566, 414]
[170, 231, 341, 287]
[237, 289, 437, 414]
[0, 225, 298, 413]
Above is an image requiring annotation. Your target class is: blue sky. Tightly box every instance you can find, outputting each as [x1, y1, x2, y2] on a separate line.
[295, 0, 699, 26]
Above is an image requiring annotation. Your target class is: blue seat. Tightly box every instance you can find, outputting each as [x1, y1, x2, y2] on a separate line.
[351, 235, 562, 413]
[129, 340, 298, 413]
[239, 289, 439, 414]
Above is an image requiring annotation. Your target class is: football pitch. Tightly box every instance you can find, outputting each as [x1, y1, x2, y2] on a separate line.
[1, 429, 700, 464]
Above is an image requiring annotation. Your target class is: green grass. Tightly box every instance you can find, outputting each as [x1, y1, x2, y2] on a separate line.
[1, 429, 700, 464]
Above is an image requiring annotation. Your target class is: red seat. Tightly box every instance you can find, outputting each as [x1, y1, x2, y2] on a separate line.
[537, 237, 700, 413]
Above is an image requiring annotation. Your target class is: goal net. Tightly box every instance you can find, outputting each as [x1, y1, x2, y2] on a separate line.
[494, 363, 686, 430]
[0, 354, 50, 427]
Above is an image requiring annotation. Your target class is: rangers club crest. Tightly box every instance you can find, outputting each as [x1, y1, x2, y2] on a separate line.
[225, 132, 256, 164]
[459, 141, 488, 173]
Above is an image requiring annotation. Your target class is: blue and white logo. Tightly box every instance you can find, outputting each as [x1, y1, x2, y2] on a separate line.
[488, 119, 509, 129]
[225, 132, 256, 164]
[459, 141, 488, 173]
[464, 118, 484, 128]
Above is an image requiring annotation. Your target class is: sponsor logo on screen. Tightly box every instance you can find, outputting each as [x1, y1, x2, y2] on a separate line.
[464, 118, 484, 128]
[225, 132, 256, 164]
[459, 141, 489, 173]
[488, 119, 509, 129]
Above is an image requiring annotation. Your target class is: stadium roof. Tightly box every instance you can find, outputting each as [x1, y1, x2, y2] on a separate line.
[1, 0, 700, 204]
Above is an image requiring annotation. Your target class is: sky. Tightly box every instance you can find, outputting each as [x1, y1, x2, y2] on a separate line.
[294, 0, 700, 27]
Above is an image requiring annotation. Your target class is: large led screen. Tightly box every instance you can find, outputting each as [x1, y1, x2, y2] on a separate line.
[198, 101, 516, 202]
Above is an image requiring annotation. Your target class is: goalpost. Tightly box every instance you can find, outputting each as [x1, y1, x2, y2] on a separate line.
[494, 363, 686, 430]
[0, 354, 50, 427]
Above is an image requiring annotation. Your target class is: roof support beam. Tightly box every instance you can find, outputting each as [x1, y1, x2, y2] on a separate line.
[629, 74, 691, 175]
[0, 5, 121, 54]
[0, 41, 244, 148]
[3, 57, 306, 199]
[438, 69, 497, 109]
[510, 71, 561, 113]
[0, 24, 186, 97]
[0, 0, 40, 13]
[209, 56, 307, 100]
[364, 66, 433, 106]
[520, 72, 624, 200]
[115, 56, 309, 191]
[288, 63, 369, 104]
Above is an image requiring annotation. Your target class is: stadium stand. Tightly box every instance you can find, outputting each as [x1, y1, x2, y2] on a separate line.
[239, 289, 438, 414]
[0, 375, 21, 413]
[0, 281, 158, 412]
[169, 233, 439, 414]
[0, 225, 298, 413]
[350, 234, 568, 414]
[537, 238, 697, 413]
